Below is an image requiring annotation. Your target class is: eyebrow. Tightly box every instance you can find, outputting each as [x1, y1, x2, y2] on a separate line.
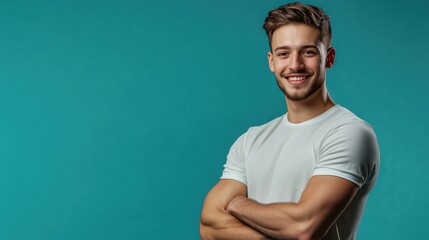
[273, 45, 319, 52]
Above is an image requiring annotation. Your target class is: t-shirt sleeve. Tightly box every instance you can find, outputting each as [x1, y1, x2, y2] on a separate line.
[220, 132, 248, 185]
[313, 121, 380, 188]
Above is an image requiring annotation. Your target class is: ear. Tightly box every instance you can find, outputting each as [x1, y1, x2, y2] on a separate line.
[268, 51, 274, 72]
[325, 47, 336, 68]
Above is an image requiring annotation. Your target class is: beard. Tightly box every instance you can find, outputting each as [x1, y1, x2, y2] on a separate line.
[275, 75, 324, 101]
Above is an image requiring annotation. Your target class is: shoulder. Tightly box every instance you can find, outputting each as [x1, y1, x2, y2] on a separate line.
[320, 106, 378, 155]
[315, 106, 380, 186]
[324, 106, 376, 136]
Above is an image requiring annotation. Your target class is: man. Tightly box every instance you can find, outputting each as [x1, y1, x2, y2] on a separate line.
[200, 2, 379, 240]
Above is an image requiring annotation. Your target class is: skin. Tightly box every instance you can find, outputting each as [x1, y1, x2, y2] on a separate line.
[200, 24, 358, 240]
[226, 176, 357, 240]
[200, 180, 270, 240]
[268, 23, 336, 123]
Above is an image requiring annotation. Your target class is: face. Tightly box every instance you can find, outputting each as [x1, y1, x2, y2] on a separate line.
[268, 23, 335, 102]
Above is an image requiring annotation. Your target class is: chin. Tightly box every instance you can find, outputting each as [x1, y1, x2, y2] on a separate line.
[284, 83, 323, 102]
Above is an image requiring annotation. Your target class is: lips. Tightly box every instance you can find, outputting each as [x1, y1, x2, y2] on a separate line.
[284, 74, 311, 85]
[288, 76, 307, 81]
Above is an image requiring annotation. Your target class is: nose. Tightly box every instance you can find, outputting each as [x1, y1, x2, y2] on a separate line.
[289, 53, 304, 72]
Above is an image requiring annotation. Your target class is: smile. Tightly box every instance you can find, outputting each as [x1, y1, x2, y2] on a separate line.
[284, 74, 311, 85]
[288, 76, 307, 81]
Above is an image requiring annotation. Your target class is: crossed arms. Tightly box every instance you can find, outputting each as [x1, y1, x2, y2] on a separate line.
[200, 176, 358, 240]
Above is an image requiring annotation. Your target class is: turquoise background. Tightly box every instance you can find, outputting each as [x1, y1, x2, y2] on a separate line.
[0, 0, 427, 239]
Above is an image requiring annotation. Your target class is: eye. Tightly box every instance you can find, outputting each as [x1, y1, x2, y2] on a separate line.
[303, 50, 318, 56]
[277, 52, 289, 58]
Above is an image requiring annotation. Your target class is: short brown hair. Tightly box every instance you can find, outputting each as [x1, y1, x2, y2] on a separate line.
[263, 2, 332, 50]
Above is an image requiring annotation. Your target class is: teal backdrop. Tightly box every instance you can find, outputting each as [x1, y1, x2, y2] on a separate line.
[0, 0, 428, 239]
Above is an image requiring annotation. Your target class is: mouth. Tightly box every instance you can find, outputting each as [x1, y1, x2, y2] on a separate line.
[284, 74, 311, 85]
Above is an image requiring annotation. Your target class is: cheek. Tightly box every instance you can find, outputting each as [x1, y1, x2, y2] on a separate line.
[306, 59, 323, 71]
[273, 60, 289, 73]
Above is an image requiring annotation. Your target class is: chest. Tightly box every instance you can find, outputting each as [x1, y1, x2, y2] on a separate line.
[245, 129, 319, 203]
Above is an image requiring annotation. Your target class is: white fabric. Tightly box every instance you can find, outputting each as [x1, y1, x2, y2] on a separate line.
[221, 105, 380, 240]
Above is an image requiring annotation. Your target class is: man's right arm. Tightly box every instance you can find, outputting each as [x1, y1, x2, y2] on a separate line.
[200, 179, 270, 240]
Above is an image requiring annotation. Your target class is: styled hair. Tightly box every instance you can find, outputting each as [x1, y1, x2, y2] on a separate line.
[263, 2, 332, 50]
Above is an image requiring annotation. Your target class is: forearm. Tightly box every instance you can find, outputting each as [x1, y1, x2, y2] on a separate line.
[227, 196, 308, 240]
[200, 222, 270, 240]
[200, 208, 271, 240]
[200, 179, 273, 240]
[225, 176, 358, 240]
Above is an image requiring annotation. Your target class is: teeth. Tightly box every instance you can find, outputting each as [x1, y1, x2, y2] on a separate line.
[288, 76, 306, 81]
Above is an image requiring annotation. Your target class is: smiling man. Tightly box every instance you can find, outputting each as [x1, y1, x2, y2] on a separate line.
[200, 2, 379, 240]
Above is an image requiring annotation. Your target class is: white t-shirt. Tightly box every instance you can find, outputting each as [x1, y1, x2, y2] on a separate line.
[221, 105, 380, 240]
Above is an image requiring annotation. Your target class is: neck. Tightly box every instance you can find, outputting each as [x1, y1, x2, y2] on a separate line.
[285, 86, 335, 123]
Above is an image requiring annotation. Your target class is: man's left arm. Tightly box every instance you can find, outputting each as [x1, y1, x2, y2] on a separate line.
[227, 175, 358, 240]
